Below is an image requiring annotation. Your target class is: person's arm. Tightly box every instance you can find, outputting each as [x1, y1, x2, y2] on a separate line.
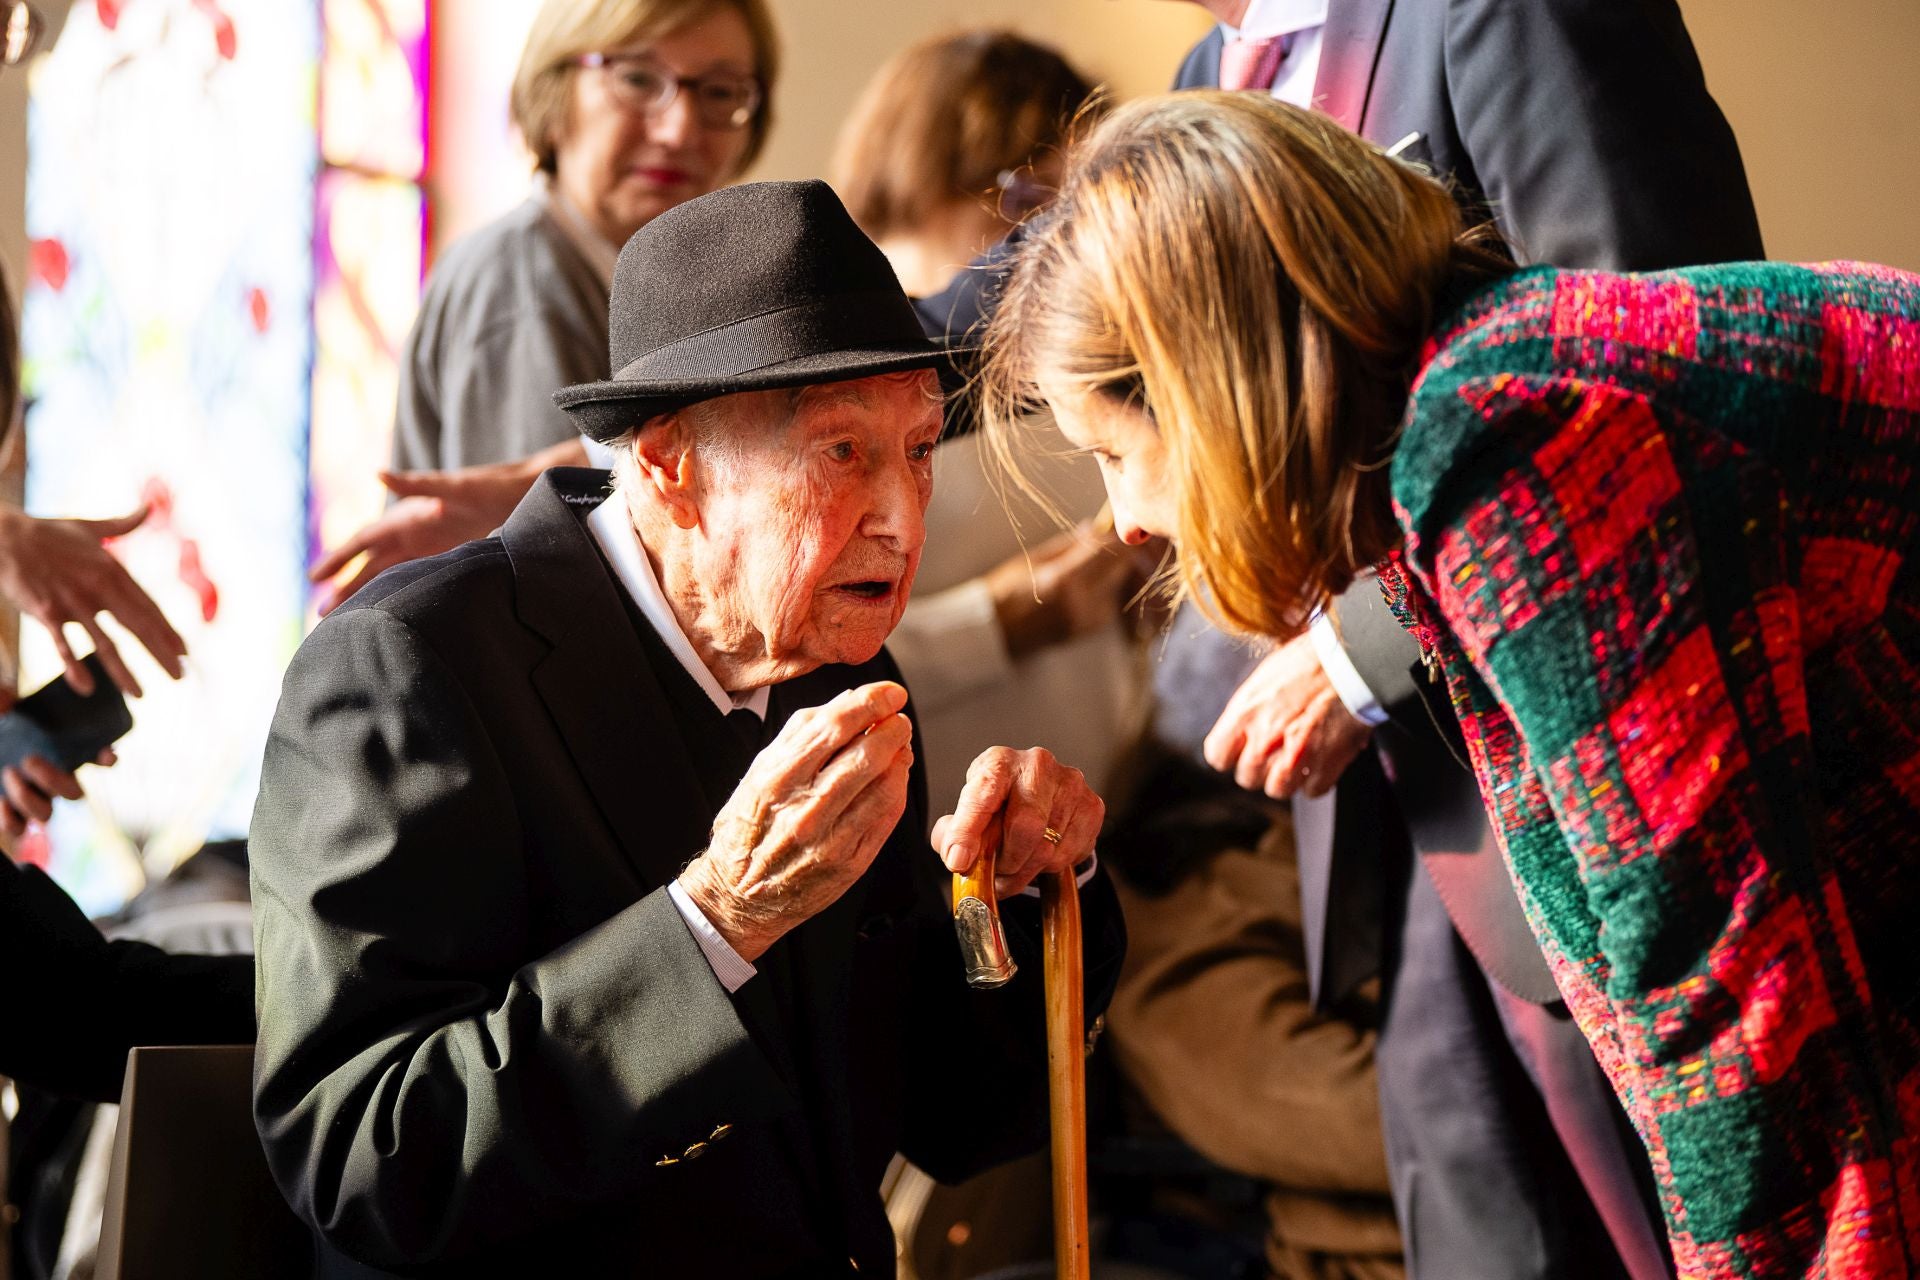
[0, 856, 254, 1103]
[309, 440, 588, 616]
[249, 607, 794, 1269]
[314, 292, 606, 614]
[1445, 0, 1764, 269]
[886, 522, 1133, 714]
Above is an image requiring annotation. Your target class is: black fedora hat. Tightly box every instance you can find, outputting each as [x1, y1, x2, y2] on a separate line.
[553, 179, 956, 443]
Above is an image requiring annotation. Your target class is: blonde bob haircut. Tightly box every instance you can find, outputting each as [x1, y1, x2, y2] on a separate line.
[828, 29, 1096, 242]
[511, 0, 779, 177]
[979, 92, 1511, 640]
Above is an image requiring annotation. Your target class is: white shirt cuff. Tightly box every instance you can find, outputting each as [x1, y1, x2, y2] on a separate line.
[1308, 610, 1390, 727]
[666, 879, 757, 993]
[1019, 850, 1101, 898]
[580, 435, 618, 470]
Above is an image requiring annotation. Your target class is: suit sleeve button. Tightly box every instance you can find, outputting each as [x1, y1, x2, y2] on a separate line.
[654, 1155, 680, 1168]
[682, 1141, 709, 1161]
[709, 1123, 733, 1141]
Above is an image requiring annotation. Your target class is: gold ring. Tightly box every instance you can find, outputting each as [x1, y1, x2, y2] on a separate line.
[1042, 826, 1064, 845]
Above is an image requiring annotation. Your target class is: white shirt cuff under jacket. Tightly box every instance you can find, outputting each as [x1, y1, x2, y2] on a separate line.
[1308, 610, 1391, 727]
[666, 879, 758, 993]
[1018, 851, 1101, 899]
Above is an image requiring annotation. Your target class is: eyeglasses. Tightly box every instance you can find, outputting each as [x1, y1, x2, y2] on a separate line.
[573, 53, 761, 132]
[2, 1, 44, 68]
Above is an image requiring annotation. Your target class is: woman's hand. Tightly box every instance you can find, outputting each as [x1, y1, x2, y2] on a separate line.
[0, 504, 187, 698]
[936, 745, 1102, 897]
[311, 440, 590, 615]
[1204, 633, 1371, 799]
[677, 682, 915, 961]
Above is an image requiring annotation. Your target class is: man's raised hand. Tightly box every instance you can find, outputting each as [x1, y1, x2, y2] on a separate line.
[678, 681, 914, 961]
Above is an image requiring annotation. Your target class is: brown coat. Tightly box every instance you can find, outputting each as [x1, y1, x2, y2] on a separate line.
[1106, 795, 1404, 1280]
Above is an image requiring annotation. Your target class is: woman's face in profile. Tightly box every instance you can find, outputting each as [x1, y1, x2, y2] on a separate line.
[553, 4, 759, 246]
[1040, 380, 1176, 548]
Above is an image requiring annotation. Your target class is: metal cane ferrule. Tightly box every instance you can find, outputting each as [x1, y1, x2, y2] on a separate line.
[955, 893, 1018, 988]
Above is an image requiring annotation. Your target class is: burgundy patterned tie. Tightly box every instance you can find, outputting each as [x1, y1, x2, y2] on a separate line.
[1217, 32, 1289, 92]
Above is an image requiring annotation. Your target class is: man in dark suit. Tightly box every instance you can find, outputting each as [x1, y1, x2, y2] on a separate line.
[920, 2, 1761, 1276]
[249, 181, 1122, 1279]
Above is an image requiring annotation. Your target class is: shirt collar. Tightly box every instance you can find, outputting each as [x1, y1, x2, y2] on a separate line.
[537, 173, 621, 291]
[587, 489, 771, 720]
[1221, 0, 1329, 41]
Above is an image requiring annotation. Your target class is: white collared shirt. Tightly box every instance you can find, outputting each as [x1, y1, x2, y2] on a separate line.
[1219, 0, 1329, 110]
[588, 489, 770, 721]
[589, 489, 765, 991]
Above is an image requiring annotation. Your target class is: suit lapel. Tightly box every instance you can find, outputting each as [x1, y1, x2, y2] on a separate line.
[1313, 0, 1392, 134]
[1175, 26, 1224, 90]
[500, 468, 714, 891]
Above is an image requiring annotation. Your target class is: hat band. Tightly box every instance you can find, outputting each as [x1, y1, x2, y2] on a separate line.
[611, 291, 930, 383]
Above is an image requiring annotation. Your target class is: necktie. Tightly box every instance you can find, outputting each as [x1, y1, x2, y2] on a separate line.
[726, 706, 764, 756]
[1218, 32, 1289, 93]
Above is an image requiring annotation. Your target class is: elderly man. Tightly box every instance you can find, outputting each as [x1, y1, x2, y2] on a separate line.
[249, 180, 1122, 1278]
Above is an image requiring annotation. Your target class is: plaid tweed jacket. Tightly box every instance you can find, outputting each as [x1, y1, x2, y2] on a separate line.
[1380, 261, 1920, 1279]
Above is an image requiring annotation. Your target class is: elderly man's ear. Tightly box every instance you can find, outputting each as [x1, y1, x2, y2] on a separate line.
[627, 427, 703, 530]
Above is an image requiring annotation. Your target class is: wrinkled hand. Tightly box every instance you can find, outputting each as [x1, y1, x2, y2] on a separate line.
[986, 520, 1138, 661]
[678, 682, 915, 961]
[935, 746, 1103, 897]
[0, 504, 187, 697]
[1203, 632, 1371, 800]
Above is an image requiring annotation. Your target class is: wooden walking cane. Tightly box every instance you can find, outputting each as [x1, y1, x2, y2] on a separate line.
[952, 845, 1091, 1279]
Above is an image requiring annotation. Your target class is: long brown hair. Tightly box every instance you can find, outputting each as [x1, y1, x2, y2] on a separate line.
[979, 92, 1510, 638]
[829, 30, 1096, 242]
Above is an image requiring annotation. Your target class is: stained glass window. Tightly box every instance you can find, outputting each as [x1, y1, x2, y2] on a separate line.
[20, 0, 427, 912]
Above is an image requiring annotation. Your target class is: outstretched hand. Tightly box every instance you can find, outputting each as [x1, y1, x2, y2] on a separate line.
[311, 469, 515, 615]
[312, 440, 593, 615]
[0, 504, 187, 698]
[935, 745, 1102, 897]
[1203, 632, 1370, 799]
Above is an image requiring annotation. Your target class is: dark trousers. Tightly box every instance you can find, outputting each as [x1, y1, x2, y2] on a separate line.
[1375, 858, 1673, 1280]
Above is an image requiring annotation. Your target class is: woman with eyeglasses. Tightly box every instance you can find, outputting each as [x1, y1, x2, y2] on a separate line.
[981, 90, 1920, 1277]
[311, 0, 777, 613]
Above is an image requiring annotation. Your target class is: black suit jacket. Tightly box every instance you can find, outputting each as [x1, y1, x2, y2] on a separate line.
[249, 469, 1123, 1278]
[1175, 0, 1764, 1009]
[0, 857, 254, 1103]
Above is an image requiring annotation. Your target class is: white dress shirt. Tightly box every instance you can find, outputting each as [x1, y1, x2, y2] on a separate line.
[1220, 0, 1328, 110]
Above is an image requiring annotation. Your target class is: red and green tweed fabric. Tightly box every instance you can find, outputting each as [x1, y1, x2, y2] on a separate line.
[1380, 261, 1920, 1278]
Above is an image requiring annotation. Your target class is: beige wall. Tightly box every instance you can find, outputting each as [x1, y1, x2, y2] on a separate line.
[1682, 0, 1920, 269]
[4, 0, 1919, 309]
[746, 1, 1211, 184]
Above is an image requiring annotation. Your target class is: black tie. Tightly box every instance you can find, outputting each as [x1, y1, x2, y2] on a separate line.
[726, 707, 764, 753]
